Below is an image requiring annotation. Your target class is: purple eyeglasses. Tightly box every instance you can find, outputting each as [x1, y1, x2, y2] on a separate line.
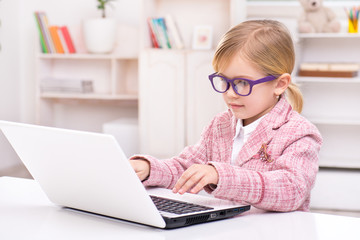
[208, 73, 279, 96]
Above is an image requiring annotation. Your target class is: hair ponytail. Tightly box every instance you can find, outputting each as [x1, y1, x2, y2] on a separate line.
[286, 82, 303, 113]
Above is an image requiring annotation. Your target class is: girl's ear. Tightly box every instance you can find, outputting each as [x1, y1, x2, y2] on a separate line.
[274, 73, 291, 96]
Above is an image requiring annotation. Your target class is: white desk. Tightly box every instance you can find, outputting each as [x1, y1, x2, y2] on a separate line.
[1, 177, 359, 240]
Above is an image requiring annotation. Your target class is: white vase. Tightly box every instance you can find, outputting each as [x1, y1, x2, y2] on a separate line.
[83, 18, 117, 54]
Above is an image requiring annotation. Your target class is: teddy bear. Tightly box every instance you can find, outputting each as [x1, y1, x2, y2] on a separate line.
[298, 0, 341, 33]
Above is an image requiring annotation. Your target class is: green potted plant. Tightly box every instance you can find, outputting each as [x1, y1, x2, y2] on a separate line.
[83, 0, 117, 53]
[97, 0, 116, 18]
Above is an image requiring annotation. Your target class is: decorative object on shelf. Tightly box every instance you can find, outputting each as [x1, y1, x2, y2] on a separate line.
[34, 12, 76, 54]
[192, 25, 213, 50]
[345, 6, 359, 33]
[298, 0, 340, 33]
[83, 0, 117, 54]
[298, 62, 359, 78]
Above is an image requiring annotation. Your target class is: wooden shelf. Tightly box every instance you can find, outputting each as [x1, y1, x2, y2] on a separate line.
[38, 53, 138, 60]
[296, 76, 360, 83]
[319, 156, 360, 169]
[309, 118, 360, 126]
[298, 33, 360, 39]
[40, 92, 138, 101]
[143, 48, 215, 54]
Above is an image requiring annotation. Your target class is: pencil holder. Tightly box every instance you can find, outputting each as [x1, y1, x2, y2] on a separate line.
[348, 19, 358, 33]
[346, 6, 359, 33]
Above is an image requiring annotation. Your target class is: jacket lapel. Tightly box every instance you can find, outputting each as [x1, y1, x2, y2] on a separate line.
[234, 96, 292, 166]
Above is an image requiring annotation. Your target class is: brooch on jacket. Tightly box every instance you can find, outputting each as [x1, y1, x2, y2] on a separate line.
[254, 143, 273, 163]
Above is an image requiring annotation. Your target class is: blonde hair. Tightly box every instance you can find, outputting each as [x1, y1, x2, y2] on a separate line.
[212, 19, 303, 113]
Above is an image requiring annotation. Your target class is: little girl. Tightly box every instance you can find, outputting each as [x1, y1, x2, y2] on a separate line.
[130, 20, 322, 212]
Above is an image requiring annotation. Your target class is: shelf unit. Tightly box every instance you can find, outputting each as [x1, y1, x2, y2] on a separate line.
[138, 0, 246, 158]
[36, 53, 138, 130]
[296, 34, 360, 170]
[296, 33, 360, 210]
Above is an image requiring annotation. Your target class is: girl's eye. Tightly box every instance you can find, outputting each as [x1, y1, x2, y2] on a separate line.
[213, 76, 229, 92]
[234, 80, 249, 87]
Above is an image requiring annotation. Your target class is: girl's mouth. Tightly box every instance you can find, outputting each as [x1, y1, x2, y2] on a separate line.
[229, 103, 244, 110]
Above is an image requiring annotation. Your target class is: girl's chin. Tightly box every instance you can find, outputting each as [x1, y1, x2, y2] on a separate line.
[230, 109, 246, 119]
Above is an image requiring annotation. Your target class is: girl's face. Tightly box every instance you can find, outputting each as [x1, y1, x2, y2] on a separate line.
[220, 55, 281, 126]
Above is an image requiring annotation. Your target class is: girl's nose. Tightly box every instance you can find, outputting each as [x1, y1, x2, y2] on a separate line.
[225, 85, 239, 98]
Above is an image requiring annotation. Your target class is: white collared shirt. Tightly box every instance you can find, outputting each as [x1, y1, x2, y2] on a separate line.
[231, 115, 266, 165]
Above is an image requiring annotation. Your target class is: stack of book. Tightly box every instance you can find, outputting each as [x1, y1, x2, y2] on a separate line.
[34, 11, 76, 54]
[40, 78, 94, 93]
[147, 15, 184, 49]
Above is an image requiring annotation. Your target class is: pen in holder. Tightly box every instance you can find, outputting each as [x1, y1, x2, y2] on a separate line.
[345, 6, 359, 33]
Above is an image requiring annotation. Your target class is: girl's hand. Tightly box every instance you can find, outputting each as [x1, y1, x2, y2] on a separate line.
[172, 164, 219, 195]
[129, 159, 150, 181]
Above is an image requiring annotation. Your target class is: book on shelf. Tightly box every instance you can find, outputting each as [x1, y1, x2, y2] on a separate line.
[34, 12, 48, 53]
[40, 78, 93, 93]
[34, 11, 76, 54]
[165, 15, 184, 50]
[59, 26, 76, 53]
[49, 26, 64, 54]
[34, 12, 54, 53]
[57, 27, 69, 53]
[147, 18, 159, 48]
[147, 15, 184, 49]
[151, 18, 167, 49]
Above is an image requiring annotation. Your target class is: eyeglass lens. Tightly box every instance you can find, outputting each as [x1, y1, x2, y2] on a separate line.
[212, 76, 250, 95]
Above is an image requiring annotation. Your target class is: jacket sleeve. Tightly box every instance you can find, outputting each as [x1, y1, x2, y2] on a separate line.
[208, 128, 322, 212]
[129, 116, 217, 189]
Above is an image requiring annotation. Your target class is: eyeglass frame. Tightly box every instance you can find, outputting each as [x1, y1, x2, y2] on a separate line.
[208, 73, 280, 96]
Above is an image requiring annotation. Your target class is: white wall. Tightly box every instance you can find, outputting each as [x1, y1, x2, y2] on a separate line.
[0, 0, 21, 121]
[0, 0, 22, 170]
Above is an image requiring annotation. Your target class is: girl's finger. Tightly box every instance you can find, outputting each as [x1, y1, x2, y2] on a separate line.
[173, 167, 198, 193]
[178, 173, 203, 194]
[190, 177, 208, 194]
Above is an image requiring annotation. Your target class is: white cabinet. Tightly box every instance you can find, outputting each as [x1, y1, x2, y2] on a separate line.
[296, 33, 360, 210]
[139, 50, 185, 158]
[138, 0, 244, 157]
[311, 169, 360, 211]
[185, 51, 226, 146]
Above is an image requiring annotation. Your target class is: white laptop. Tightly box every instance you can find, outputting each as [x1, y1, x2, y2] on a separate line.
[0, 121, 250, 229]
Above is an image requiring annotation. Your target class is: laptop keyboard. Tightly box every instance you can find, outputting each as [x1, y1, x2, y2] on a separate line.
[150, 195, 214, 215]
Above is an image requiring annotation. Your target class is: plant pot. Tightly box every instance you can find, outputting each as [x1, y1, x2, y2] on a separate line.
[83, 18, 117, 54]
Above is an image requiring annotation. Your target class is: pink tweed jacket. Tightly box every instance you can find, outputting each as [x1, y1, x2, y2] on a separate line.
[131, 97, 322, 212]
